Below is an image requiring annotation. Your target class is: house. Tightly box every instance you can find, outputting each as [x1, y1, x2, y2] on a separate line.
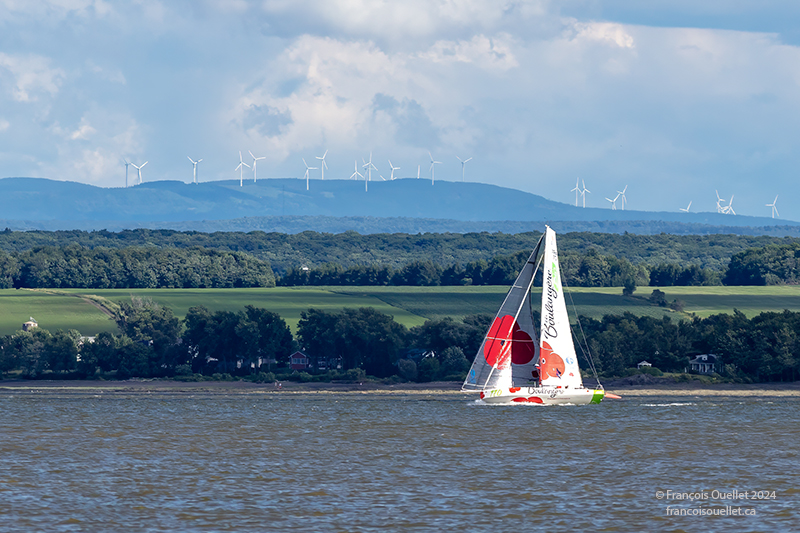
[23, 318, 37, 332]
[688, 354, 718, 374]
[637, 361, 652, 369]
[290, 351, 311, 371]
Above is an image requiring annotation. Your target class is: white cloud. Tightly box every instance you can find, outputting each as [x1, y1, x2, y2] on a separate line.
[0, 118, 9, 131]
[0, 53, 65, 102]
[421, 34, 519, 69]
[572, 22, 635, 49]
[69, 117, 96, 140]
[258, 0, 552, 46]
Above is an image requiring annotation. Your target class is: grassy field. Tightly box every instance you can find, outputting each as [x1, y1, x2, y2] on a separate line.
[0, 285, 798, 336]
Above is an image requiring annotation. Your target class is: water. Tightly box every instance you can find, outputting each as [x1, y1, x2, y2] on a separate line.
[0, 388, 797, 532]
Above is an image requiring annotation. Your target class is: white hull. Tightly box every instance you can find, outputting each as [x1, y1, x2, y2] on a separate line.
[479, 387, 604, 405]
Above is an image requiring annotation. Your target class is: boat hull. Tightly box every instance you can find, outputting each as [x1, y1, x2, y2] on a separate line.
[479, 387, 604, 405]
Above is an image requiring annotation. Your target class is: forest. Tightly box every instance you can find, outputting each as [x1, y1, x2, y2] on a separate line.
[0, 229, 797, 288]
[1, 301, 797, 383]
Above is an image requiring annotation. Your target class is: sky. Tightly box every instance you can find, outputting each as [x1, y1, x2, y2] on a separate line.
[1, 1, 799, 220]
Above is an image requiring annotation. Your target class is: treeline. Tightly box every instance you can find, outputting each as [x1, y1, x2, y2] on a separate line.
[0, 229, 798, 288]
[0, 246, 275, 288]
[0, 228, 794, 274]
[2, 301, 797, 383]
[724, 242, 800, 285]
[0, 299, 292, 379]
[278, 251, 721, 288]
[581, 311, 799, 382]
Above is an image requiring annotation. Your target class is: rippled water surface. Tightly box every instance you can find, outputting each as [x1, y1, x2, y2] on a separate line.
[1, 389, 798, 532]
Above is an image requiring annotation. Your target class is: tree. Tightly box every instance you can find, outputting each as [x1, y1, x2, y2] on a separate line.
[116, 296, 182, 373]
[239, 306, 293, 372]
[44, 329, 79, 373]
[297, 307, 408, 377]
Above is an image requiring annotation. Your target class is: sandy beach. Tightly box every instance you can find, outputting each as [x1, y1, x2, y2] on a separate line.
[1, 378, 799, 397]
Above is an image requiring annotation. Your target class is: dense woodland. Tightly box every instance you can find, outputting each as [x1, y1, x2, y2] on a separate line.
[0, 228, 795, 274]
[0, 229, 797, 287]
[1, 301, 796, 383]
[0, 246, 275, 288]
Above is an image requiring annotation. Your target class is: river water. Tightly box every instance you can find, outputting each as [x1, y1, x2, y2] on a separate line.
[0, 388, 797, 532]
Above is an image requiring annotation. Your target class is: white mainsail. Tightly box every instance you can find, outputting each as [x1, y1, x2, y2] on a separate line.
[538, 227, 583, 389]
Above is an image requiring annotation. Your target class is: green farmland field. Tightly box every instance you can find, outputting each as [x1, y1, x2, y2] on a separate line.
[0, 285, 798, 336]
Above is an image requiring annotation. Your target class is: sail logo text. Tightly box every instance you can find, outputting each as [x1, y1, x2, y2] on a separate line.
[542, 262, 558, 339]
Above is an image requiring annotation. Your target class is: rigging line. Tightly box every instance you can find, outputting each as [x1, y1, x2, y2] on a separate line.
[562, 274, 601, 386]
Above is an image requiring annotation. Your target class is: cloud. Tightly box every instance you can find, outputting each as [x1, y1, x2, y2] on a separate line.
[257, 0, 553, 46]
[0, 118, 9, 131]
[41, 109, 144, 184]
[0, 52, 65, 102]
[421, 34, 519, 69]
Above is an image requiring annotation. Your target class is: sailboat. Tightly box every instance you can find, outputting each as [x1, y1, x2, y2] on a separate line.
[463, 226, 618, 405]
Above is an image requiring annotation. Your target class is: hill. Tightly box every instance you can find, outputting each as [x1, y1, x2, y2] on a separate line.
[0, 177, 795, 234]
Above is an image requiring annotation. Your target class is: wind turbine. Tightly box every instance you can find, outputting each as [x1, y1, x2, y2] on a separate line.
[249, 151, 265, 182]
[571, 178, 580, 207]
[428, 151, 441, 185]
[235, 151, 250, 186]
[617, 185, 628, 210]
[417, 165, 420, 179]
[580, 180, 590, 208]
[187, 156, 202, 184]
[123, 159, 131, 188]
[724, 195, 736, 215]
[302, 158, 317, 190]
[605, 192, 620, 210]
[131, 161, 147, 185]
[767, 195, 779, 218]
[679, 201, 692, 213]
[715, 190, 726, 213]
[316, 150, 328, 180]
[349, 160, 363, 180]
[388, 160, 400, 181]
[456, 156, 472, 182]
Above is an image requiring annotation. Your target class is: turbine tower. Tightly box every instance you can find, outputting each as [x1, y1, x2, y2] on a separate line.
[302, 158, 317, 191]
[580, 180, 590, 208]
[249, 151, 265, 182]
[349, 160, 363, 180]
[679, 201, 692, 213]
[187, 156, 202, 184]
[767, 195, 779, 218]
[235, 151, 250, 186]
[131, 161, 147, 185]
[362, 152, 377, 184]
[456, 156, 472, 182]
[123, 159, 131, 188]
[417, 165, 420, 179]
[316, 150, 328, 180]
[388, 160, 400, 181]
[617, 185, 628, 210]
[571, 177, 580, 207]
[605, 192, 620, 210]
[428, 151, 441, 185]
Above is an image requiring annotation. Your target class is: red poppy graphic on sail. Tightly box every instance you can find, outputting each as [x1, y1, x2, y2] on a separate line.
[539, 340, 566, 380]
[483, 315, 535, 368]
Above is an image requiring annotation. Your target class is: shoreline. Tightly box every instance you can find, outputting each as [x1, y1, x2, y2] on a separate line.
[1, 379, 799, 397]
